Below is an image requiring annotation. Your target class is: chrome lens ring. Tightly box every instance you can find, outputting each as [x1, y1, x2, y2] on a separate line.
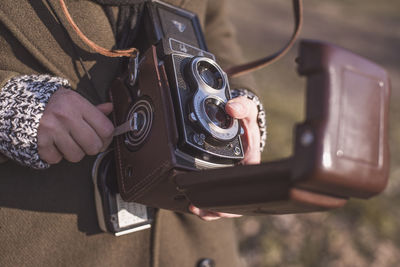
[204, 97, 232, 129]
[194, 95, 239, 142]
[190, 57, 227, 91]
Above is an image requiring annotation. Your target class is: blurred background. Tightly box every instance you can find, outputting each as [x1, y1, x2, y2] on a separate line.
[228, 0, 400, 266]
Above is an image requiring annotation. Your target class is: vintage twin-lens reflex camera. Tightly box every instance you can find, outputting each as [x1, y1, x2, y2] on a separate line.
[163, 53, 243, 162]
[108, 0, 243, 212]
[133, 0, 244, 164]
[104, 0, 390, 218]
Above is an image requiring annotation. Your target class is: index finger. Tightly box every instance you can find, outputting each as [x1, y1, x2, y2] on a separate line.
[225, 96, 258, 120]
[82, 104, 114, 145]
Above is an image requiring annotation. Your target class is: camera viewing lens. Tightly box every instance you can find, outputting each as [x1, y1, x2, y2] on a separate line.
[204, 98, 232, 129]
[197, 61, 223, 89]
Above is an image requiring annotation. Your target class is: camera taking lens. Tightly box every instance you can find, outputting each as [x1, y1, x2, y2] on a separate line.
[204, 98, 232, 129]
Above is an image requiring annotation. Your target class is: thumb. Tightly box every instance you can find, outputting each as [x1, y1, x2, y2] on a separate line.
[225, 99, 249, 119]
[96, 102, 113, 115]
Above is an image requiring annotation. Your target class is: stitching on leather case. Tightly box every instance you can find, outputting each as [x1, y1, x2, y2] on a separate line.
[126, 161, 171, 199]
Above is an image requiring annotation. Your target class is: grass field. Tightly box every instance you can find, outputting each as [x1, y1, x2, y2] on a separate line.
[228, 1, 400, 266]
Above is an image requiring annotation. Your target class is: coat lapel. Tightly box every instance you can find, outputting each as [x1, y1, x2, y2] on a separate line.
[0, 0, 205, 103]
[0, 0, 121, 102]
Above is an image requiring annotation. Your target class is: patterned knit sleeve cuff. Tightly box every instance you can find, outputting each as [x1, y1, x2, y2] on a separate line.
[0, 74, 70, 169]
[231, 88, 267, 152]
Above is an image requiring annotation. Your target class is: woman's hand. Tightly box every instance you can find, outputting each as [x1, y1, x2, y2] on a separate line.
[191, 96, 261, 221]
[37, 88, 114, 164]
[189, 205, 242, 221]
[225, 96, 261, 165]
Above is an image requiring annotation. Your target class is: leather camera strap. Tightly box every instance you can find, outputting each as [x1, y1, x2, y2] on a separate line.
[225, 0, 303, 78]
[59, 0, 138, 58]
[59, 0, 302, 74]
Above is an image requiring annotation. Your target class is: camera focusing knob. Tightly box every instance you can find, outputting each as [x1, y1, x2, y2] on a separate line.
[193, 133, 206, 146]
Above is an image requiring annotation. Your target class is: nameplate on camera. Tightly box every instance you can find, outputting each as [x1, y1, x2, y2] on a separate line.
[168, 38, 214, 59]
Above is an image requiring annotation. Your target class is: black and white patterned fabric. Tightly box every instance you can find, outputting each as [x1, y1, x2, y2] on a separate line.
[0, 74, 70, 169]
[231, 88, 267, 152]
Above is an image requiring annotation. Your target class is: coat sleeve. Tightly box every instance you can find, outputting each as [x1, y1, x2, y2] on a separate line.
[0, 22, 69, 168]
[203, 0, 257, 93]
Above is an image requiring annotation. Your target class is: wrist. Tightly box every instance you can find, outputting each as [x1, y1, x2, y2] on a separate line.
[0, 74, 70, 169]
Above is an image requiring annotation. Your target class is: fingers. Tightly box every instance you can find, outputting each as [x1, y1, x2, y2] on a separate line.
[226, 97, 261, 165]
[69, 119, 105, 155]
[37, 88, 115, 165]
[39, 118, 105, 163]
[76, 102, 114, 153]
[53, 131, 86, 163]
[83, 103, 114, 151]
[37, 134, 63, 164]
[189, 205, 221, 221]
[38, 120, 85, 163]
[225, 99, 251, 120]
[226, 96, 258, 122]
[189, 205, 242, 221]
[96, 102, 113, 115]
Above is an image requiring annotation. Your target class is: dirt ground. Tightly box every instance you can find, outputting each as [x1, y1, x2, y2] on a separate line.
[227, 0, 400, 266]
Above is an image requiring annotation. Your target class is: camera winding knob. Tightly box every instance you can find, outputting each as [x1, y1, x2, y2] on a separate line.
[124, 99, 154, 150]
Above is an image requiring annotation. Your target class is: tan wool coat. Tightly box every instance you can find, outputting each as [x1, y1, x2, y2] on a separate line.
[0, 0, 252, 266]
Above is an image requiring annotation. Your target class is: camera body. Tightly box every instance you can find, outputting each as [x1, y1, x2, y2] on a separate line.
[139, 1, 244, 164]
[109, 0, 242, 211]
[162, 46, 243, 164]
[108, 1, 390, 215]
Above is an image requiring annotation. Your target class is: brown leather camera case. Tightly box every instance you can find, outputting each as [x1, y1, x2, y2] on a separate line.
[110, 46, 193, 213]
[110, 40, 390, 215]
